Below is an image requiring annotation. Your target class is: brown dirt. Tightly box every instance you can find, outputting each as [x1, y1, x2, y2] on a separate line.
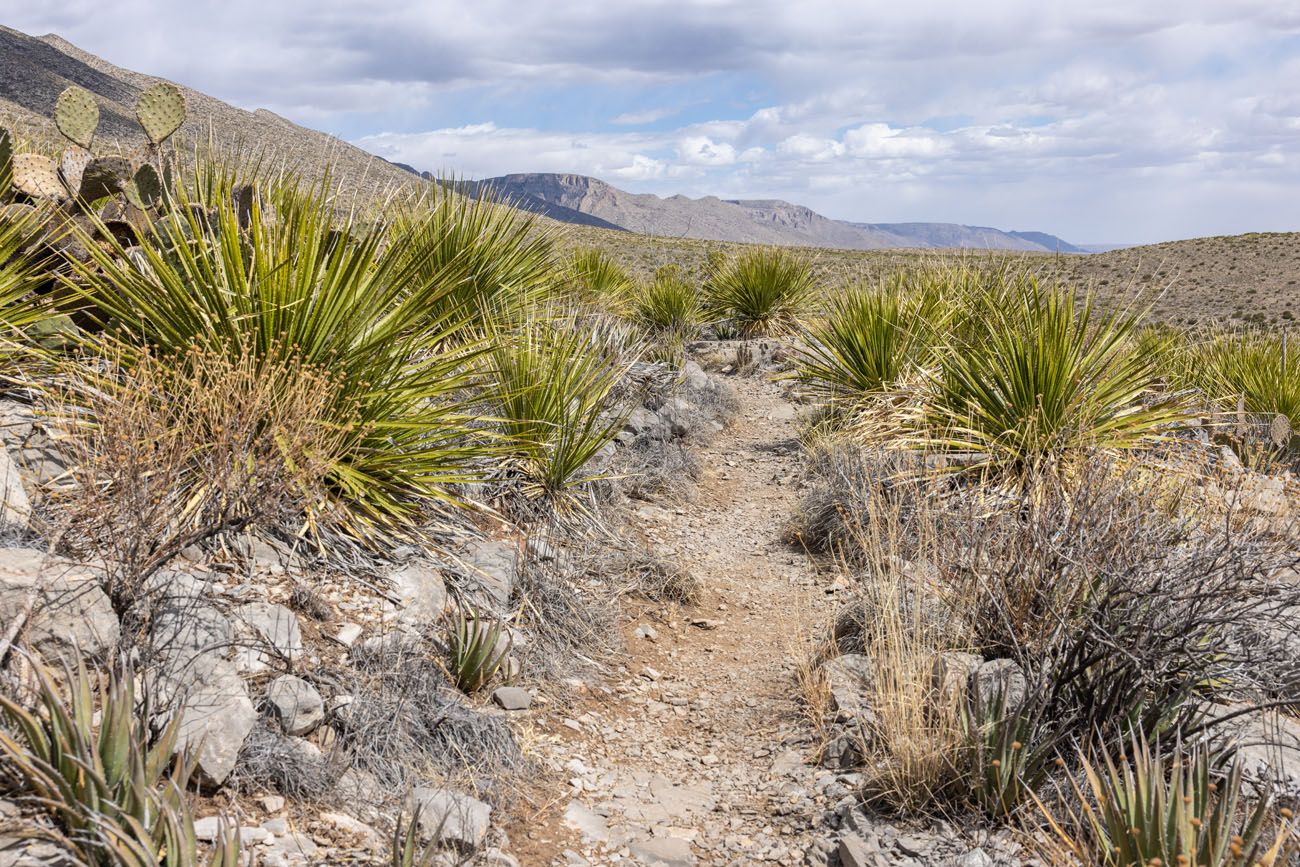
[505, 375, 839, 866]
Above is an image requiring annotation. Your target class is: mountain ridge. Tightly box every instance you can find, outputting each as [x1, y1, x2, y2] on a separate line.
[471, 173, 1087, 253]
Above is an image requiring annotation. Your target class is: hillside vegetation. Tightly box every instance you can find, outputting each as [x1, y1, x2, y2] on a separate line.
[0, 66, 1298, 867]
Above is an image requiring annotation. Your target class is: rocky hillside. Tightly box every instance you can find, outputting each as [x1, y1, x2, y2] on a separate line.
[0, 25, 423, 203]
[472, 173, 1086, 253]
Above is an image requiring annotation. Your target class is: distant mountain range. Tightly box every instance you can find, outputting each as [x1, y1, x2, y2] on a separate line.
[1, 24, 1088, 254]
[459, 173, 1089, 253]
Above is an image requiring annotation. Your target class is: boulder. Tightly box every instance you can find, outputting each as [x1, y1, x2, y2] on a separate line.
[1217, 705, 1300, 800]
[492, 686, 532, 710]
[657, 396, 697, 439]
[265, 675, 325, 736]
[388, 560, 449, 629]
[822, 653, 875, 723]
[0, 549, 119, 660]
[233, 602, 302, 673]
[409, 787, 492, 849]
[623, 406, 666, 440]
[149, 602, 255, 786]
[968, 658, 1029, 713]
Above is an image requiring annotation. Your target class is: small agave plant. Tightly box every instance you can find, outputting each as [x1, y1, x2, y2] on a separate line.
[446, 605, 516, 693]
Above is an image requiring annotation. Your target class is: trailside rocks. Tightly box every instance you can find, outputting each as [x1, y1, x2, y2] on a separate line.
[409, 788, 492, 849]
[265, 675, 325, 737]
[0, 548, 119, 660]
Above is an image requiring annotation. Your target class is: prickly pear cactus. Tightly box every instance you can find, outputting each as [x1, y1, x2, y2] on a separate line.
[12, 153, 66, 201]
[59, 149, 93, 197]
[55, 86, 100, 149]
[136, 82, 186, 145]
[125, 163, 162, 210]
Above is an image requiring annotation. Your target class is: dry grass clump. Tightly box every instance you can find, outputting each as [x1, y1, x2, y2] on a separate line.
[815, 440, 1300, 822]
[511, 540, 620, 676]
[50, 339, 347, 619]
[331, 636, 521, 794]
[228, 723, 339, 801]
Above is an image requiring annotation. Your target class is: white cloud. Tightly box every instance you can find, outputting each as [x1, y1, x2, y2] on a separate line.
[7, 1, 1300, 241]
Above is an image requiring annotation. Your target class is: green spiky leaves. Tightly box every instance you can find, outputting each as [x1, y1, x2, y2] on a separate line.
[55, 86, 99, 149]
[125, 163, 162, 210]
[12, 153, 66, 201]
[136, 82, 186, 145]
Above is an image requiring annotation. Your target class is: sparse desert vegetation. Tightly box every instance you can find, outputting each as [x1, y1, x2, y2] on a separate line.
[0, 80, 1298, 867]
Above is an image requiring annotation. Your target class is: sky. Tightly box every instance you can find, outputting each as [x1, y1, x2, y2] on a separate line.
[5, 1, 1300, 244]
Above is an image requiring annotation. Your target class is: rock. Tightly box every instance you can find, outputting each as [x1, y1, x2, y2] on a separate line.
[410, 788, 492, 849]
[492, 686, 532, 710]
[630, 836, 695, 866]
[931, 651, 983, 707]
[820, 732, 862, 770]
[823, 653, 875, 723]
[260, 795, 286, 814]
[1234, 474, 1290, 517]
[1218, 705, 1300, 799]
[261, 832, 319, 866]
[316, 812, 383, 852]
[261, 817, 289, 835]
[957, 849, 995, 867]
[149, 602, 255, 787]
[969, 658, 1028, 713]
[0, 447, 30, 531]
[657, 397, 697, 439]
[233, 602, 302, 674]
[838, 834, 879, 867]
[0, 837, 78, 867]
[634, 623, 658, 641]
[265, 675, 325, 736]
[389, 560, 449, 629]
[333, 767, 387, 825]
[0, 549, 120, 660]
[334, 622, 363, 647]
[624, 406, 665, 439]
[461, 540, 516, 612]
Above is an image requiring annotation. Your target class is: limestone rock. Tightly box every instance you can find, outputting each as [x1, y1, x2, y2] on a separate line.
[388, 560, 449, 629]
[265, 675, 325, 736]
[968, 658, 1028, 713]
[460, 540, 516, 612]
[492, 686, 532, 710]
[0, 548, 119, 661]
[0, 447, 30, 531]
[823, 653, 875, 723]
[410, 787, 491, 849]
[931, 651, 983, 707]
[234, 602, 302, 674]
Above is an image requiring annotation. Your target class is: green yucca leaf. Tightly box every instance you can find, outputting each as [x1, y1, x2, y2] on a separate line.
[60, 167, 507, 544]
[565, 247, 634, 312]
[704, 247, 817, 336]
[919, 278, 1186, 466]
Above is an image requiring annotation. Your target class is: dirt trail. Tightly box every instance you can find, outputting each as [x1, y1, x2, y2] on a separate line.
[516, 376, 836, 866]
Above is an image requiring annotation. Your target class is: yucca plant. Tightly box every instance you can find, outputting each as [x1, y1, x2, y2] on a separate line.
[917, 278, 1185, 467]
[446, 606, 514, 693]
[388, 184, 559, 336]
[795, 278, 953, 405]
[0, 201, 54, 332]
[61, 169, 495, 544]
[704, 247, 817, 336]
[1192, 330, 1299, 459]
[480, 314, 632, 512]
[0, 656, 239, 866]
[628, 266, 705, 364]
[564, 247, 634, 313]
[1035, 734, 1298, 866]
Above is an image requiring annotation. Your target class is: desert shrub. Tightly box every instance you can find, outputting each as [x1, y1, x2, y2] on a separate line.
[511, 543, 618, 676]
[64, 172, 494, 545]
[818, 446, 1299, 817]
[479, 315, 632, 517]
[1035, 735, 1300, 866]
[565, 247, 633, 312]
[0, 656, 240, 866]
[228, 723, 337, 801]
[628, 266, 706, 364]
[919, 279, 1185, 467]
[704, 247, 816, 336]
[51, 340, 347, 614]
[334, 637, 520, 791]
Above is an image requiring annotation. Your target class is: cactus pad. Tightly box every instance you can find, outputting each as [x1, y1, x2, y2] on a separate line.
[59, 148, 93, 197]
[12, 153, 66, 200]
[136, 82, 186, 145]
[78, 157, 132, 200]
[1271, 413, 1293, 448]
[125, 163, 162, 210]
[55, 86, 99, 149]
